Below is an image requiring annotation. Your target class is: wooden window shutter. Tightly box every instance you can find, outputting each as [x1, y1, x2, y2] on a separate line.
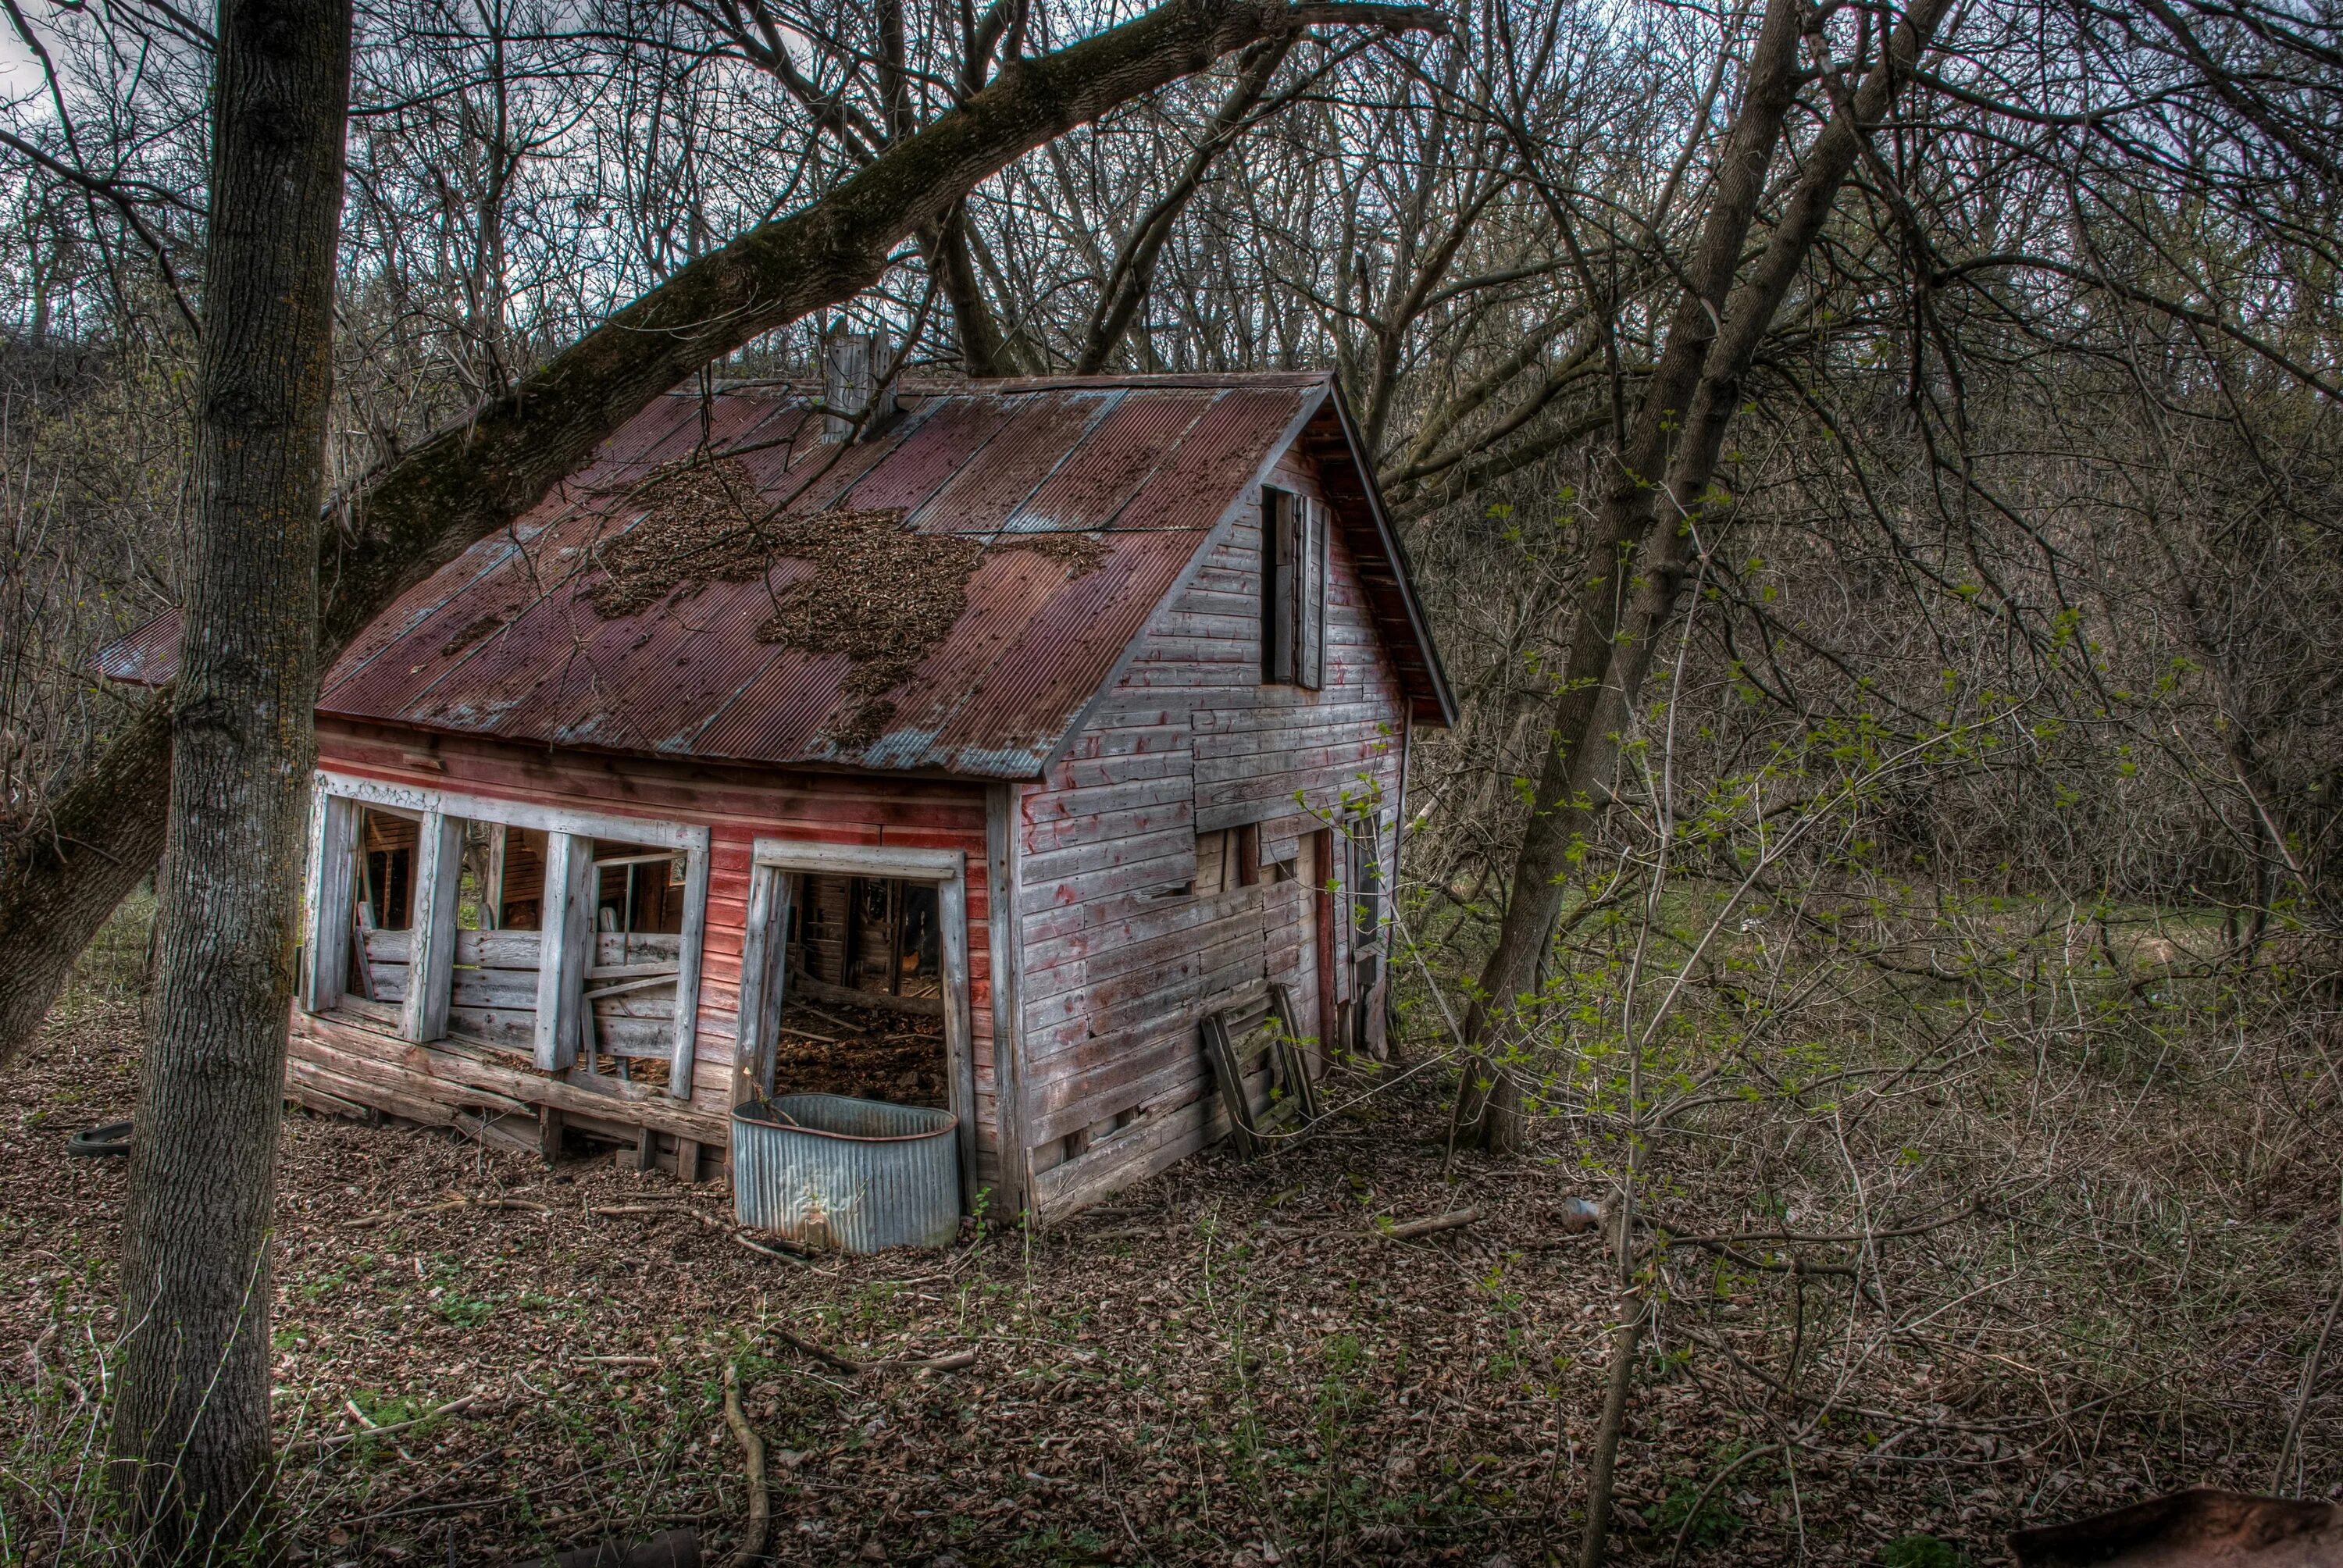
[1262, 486, 1298, 682]
[1298, 497, 1327, 690]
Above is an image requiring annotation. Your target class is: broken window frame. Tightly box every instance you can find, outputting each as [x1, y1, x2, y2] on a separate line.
[734, 836, 978, 1209]
[301, 770, 712, 1099]
[1261, 486, 1327, 690]
[1193, 822, 1264, 897]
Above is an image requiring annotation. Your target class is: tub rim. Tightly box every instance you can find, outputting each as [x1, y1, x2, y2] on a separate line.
[733, 1092, 961, 1146]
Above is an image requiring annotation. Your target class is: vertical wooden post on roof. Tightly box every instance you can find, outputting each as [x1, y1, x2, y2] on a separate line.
[533, 830, 596, 1071]
[401, 807, 465, 1043]
[666, 840, 710, 1099]
[302, 792, 361, 1014]
[733, 861, 791, 1103]
[937, 874, 977, 1211]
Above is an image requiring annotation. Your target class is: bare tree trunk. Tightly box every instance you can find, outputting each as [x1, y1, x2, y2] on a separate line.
[1465, 0, 1951, 1153]
[1460, 0, 1809, 1152]
[1578, 1292, 1649, 1568]
[0, 699, 173, 1061]
[0, 0, 1444, 1069]
[111, 0, 351, 1552]
[926, 200, 1019, 376]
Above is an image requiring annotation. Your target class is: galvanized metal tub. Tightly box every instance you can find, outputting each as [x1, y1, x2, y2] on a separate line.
[732, 1095, 961, 1253]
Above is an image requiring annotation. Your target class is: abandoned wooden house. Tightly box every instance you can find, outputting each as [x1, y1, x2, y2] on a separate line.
[103, 365, 1453, 1229]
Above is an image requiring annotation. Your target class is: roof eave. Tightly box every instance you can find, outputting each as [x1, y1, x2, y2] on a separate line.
[1302, 383, 1458, 729]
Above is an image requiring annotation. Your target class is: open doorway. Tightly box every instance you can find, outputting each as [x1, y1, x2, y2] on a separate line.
[765, 873, 947, 1106]
[734, 839, 976, 1204]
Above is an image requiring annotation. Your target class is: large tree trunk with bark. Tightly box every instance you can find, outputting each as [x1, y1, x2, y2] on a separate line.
[1464, 0, 1952, 1154]
[0, 0, 1442, 1071]
[110, 0, 351, 1552]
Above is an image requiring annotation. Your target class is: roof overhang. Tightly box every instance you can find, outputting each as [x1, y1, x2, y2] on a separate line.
[1297, 381, 1457, 728]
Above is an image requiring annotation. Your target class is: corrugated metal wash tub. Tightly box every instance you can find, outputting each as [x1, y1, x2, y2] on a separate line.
[733, 1095, 961, 1253]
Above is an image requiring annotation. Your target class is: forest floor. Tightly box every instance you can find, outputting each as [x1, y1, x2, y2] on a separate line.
[5, 918, 2338, 1566]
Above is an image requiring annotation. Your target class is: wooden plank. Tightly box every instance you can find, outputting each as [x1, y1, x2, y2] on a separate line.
[450, 964, 538, 1009]
[938, 873, 977, 1213]
[1033, 1079, 1227, 1223]
[677, 1138, 702, 1183]
[593, 932, 683, 963]
[986, 782, 1031, 1220]
[446, 1003, 537, 1049]
[483, 823, 506, 928]
[362, 961, 412, 1004]
[287, 1058, 455, 1129]
[668, 839, 710, 1099]
[532, 830, 597, 1071]
[303, 793, 362, 1013]
[750, 837, 964, 879]
[318, 768, 711, 851]
[733, 861, 788, 1103]
[362, 928, 412, 961]
[286, 1075, 373, 1123]
[455, 928, 544, 968]
[1200, 1011, 1258, 1161]
[294, 1029, 535, 1117]
[537, 1106, 565, 1164]
[402, 808, 465, 1043]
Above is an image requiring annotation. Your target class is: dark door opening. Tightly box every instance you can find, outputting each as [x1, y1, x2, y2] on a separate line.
[769, 872, 947, 1107]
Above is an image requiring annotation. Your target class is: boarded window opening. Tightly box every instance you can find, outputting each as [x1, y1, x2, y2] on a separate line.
[1195, 825, 1261, 896]
[1261, 486, 1326, 689]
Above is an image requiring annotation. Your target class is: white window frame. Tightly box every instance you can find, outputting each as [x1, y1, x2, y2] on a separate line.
[302, 769, 712, 1100]
[736, 837, 977, 1208]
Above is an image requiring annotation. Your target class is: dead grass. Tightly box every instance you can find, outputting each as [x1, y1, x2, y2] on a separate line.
[3, 898, 2338, 1566]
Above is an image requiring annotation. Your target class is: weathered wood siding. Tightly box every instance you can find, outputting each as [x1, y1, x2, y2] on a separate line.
[289, 720, 1002, 1174]
[1014, 443, 1408, 1221]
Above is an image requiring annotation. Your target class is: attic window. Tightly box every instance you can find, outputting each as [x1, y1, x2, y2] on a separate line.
[1261, 486, 1326, 689]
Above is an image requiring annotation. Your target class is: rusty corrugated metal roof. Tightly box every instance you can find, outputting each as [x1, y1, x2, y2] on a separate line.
[99, 372, 1453, 777]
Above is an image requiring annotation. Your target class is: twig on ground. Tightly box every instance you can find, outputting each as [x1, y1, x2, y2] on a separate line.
[1667, 1442, 1780, 1567]
[765, 1324, 978, 1375]
[770, 1325, 865, 1372]
[1380, 1206, 1481, 1241]
[595, 1203, 730, 1229]
[291, 1392, 482, 1452]
[344, 1192, 549, 1229]
[2273, 1279, 2342, 1492]
[719, 1360, 769, 1568]
[732, 1232, 812, 1265]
